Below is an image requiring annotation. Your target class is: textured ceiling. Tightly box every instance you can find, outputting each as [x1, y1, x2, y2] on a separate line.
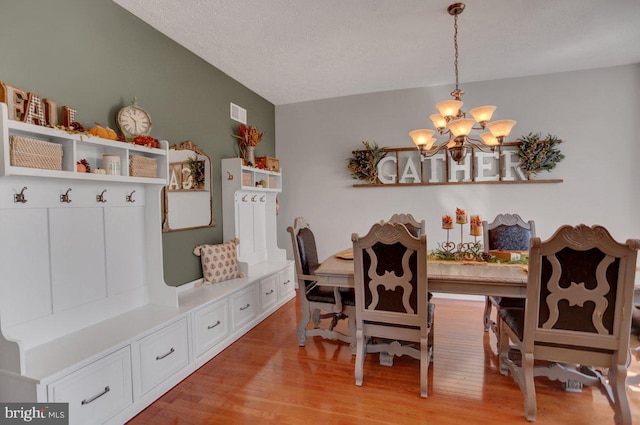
[113, 0, 640, 105]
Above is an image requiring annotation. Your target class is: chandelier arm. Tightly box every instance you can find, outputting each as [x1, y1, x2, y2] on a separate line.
[465, 137, 495, 153]
[419, 142, 449, 159]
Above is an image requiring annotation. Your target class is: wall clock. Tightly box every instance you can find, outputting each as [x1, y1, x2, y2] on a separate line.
[117, 97, 152, 138]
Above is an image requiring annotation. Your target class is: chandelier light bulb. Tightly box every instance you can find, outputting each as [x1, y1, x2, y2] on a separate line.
[435, 100, 463, 118]
[447, 118, 475, 137]
[469, 105, 496, 123]
[409, 129, 436, 149]
[479, 132, 499, 147]
[486, 119, 517, 138]
[430, 114, 447, 129]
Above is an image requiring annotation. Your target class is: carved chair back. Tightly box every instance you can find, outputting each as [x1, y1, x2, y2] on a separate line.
[386, 213, 425, 238]
[483, 213, 535, 252]
[525, 225, 640, 363]
[352, 222, 427, 330]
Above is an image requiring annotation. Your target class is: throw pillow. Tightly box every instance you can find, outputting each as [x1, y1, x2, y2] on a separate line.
[193, 238, 244, 286]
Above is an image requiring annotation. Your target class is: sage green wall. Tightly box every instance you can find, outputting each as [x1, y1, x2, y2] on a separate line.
[0, 0, 275, 285]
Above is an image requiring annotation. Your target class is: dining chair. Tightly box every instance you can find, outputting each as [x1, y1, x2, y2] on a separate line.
[352, 222, 434, 398]
[497, 224, 640, 424]
[482, 213, 535, 335]
[287, 217, 355, 349]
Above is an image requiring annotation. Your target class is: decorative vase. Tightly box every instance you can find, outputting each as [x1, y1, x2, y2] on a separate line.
[245, 146, 255, 165]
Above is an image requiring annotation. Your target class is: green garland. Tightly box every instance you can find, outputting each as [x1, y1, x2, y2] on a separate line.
[516, 133, 565, 179]
[347, 141, 387, 184]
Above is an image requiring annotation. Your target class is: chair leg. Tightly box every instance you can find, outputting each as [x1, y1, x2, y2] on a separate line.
[297, 297, 312, 346]
[355, 328, 365, 386]
[483, 297, 492, 332]
[312, 308, 321, 327]
[610, 364, 632, 425]
[420, 335, 429, 398]
[498, 320, 510, 376]
[347, 311, 357, 354]
[523, 352, 537, 422]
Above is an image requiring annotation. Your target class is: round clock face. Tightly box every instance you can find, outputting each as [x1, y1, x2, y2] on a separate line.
[117, 105, 151, 137]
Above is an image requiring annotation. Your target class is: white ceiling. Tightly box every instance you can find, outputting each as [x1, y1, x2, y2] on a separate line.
[113, 0, 640, 106]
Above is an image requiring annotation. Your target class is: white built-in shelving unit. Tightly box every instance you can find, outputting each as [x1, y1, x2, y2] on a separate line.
[0, 103, 294, 425]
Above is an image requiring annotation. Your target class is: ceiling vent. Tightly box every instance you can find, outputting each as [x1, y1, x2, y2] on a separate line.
[230, 102, 247, 124]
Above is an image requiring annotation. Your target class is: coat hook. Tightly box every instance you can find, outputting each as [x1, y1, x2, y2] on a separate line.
[126, 190, 136, 203]
[14, 186, 28, 203]
[241, 195, 248, 202]
[60, 188, 72, 203]
[227, 171, 234, 180]
[260, 195, 266, 202]
[96, 189, 107, 203]
[251, 195, 257, 202]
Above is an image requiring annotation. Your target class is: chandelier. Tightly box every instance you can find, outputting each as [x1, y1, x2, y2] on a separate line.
[410, 3, 516, 163]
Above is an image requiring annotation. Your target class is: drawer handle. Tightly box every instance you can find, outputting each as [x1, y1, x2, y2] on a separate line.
[266, 289, 274, 295]
[283, 280, 291, 285]
[208, 320, 221, 329]
[81, 386, 110, 405]
[239, 303, 250, 311]
[156, 347, 175, 360]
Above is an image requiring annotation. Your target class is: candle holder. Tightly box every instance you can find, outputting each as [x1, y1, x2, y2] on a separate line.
[441, 229, 456, 254]
[432, 210, 483, 261]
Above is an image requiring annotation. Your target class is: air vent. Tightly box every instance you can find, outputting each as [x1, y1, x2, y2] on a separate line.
[230, 102, 247, 124]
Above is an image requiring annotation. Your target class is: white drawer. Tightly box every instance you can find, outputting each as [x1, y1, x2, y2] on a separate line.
[231, 284, 257, 331]
[260, 274, 278, 310]
[137, 318, 189, 395]
[194, 299, 229, 357]
[48, 346, 132, 425]
[278, 265, 295, 299]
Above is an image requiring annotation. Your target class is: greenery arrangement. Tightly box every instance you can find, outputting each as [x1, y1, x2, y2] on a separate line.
[187, 156, 206, 190]
[516, 133, 565, 179]
[347, 141, 387, 184]
[428, 246, 529, 265]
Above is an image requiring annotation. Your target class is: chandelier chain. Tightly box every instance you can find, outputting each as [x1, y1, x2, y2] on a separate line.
[453, 12, 459, 92]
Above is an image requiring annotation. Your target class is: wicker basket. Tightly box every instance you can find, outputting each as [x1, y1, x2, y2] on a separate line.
[9, 135, 63, 170]
[129, 155, 157, 178]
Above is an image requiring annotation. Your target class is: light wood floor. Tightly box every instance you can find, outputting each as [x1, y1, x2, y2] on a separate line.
[128, 296, 640, 424]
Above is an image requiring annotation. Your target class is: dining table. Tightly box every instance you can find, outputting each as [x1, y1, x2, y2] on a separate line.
[314, 249, 529, 297]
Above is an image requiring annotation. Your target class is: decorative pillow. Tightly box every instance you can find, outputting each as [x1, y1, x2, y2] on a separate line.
[193, 238, 244, 286]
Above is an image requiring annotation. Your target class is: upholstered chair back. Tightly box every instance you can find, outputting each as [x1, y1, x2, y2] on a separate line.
[483, 213, 535, 252]
[296, 227, 320, 290]
[353, 222, 427, 329]
[527, 225, 639, 350]
[362, 240, 419, 315]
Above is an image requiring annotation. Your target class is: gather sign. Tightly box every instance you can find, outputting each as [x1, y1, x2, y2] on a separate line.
[372, 146, 528, 185]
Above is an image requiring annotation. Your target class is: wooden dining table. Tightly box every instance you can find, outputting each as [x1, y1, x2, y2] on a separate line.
[314, 250, 529, 297]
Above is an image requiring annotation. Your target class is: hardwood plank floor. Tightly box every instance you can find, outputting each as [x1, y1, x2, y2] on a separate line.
[128, 296, 640, 424]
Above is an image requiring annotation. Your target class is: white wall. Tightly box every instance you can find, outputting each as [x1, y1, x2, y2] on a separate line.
[275, 64, 640, 263]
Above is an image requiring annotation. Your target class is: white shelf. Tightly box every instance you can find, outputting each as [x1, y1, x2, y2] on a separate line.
[239, 163, 282, 192]
[0, 102, 168, 184]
